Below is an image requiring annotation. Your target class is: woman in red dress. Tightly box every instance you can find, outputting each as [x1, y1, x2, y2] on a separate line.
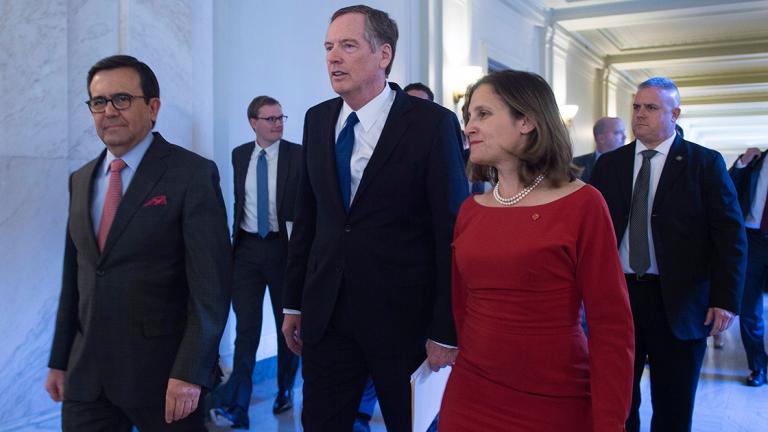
[439, 70, 634, 431]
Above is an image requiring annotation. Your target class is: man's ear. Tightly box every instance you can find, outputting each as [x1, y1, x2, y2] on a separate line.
[671, 107, 681, 122]
[149, 98, 161, 122]
[379, 44, 392, 71]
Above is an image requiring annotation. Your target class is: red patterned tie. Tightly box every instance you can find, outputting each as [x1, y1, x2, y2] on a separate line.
[97, 159, 127, 252]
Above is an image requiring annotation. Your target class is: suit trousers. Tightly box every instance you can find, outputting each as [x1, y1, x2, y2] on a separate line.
[625, 278, 707, 432]
[301, 283, 424, 432]
[218, 232, 299, 411]
[62, 392, 205, 432]
[741, 230, 768, 371]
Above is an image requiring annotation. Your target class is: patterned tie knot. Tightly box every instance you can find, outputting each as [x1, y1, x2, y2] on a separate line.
[110, 158, 127, 173]
[346, 112, 360, 128]
[641, 149, 657, 161]
[259, 149, 267, 158]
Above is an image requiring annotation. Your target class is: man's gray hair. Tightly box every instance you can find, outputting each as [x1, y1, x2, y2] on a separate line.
[638, 77, 680, 106]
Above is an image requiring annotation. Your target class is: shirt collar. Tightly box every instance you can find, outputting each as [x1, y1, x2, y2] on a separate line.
[103, 132, 153, 175]
[339, 82, 395, 132]
[255, 139, 280, 157]
[635, 133, 675, 157]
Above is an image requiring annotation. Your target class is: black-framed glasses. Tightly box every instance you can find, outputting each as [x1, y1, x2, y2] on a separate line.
[257, 115, 288, 124]
[85, 93, 149, 113]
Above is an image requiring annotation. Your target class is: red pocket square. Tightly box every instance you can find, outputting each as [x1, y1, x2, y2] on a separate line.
[143, 195, 167, 207]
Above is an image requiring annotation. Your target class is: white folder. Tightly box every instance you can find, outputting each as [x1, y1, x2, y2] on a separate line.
[410, 360, 452, 432]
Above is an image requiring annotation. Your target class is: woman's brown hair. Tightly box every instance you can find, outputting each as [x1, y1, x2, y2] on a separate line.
[462, 70, 579, 186]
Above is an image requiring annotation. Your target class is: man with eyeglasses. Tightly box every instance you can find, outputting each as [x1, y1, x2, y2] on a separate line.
[209, 96, 301, 429]
[44, 55, 231, 431]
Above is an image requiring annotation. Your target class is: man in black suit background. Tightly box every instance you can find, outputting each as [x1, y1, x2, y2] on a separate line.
[281, 5, 468, 431]
[210, 96, 302, 429]
[44, 55, 231, 431]
[591, 77, 746, 432]
[573, 116, 625, 182]
[729, 146, 768, 387]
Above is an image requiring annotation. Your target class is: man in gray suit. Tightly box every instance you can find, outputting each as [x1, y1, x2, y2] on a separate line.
[44, 55, 231, 431]
[573, 116, 626, 182]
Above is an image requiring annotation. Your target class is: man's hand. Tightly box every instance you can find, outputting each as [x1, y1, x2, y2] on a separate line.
[44, 369, 65, 402]
[426, 340, 458, 372]
[164, 378, 200, 423]
[704, 307, 735, 336]
[282, 314, 303, 356]
[739, 147, 761, 165]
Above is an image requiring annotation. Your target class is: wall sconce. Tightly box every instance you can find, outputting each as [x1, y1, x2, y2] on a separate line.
[560, 104, 579, 128]
[449, 66, 484, 105]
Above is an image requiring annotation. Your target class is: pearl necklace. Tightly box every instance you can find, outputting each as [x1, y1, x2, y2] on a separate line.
[492, 174, 545, 206]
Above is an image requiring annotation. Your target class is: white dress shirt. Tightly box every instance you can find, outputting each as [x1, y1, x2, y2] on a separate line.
[735, 154, 768, 229]
[619, 134, 676, 275]
[241, 140, 280, 234]
[336, 83, 396, 205]
[91, 132, 153, 235]
[284, 85, 395, 316]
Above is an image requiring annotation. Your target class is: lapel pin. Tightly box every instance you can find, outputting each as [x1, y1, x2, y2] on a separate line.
[675, 155, 683, 161]
[531, 213, 540, 221]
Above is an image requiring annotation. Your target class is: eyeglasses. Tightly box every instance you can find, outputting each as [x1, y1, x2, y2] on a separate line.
[85, 93, 149, 113]
[257, 115, 288, 124]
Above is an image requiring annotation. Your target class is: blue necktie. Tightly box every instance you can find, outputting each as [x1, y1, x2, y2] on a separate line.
[257, 149, 269, 237]
[335, 112, 359, 211]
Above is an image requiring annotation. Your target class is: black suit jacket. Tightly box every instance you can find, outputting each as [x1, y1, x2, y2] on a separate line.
[729, 150, 768, 219]
[49, 133, 232, 407]
[283, 83, 468, 352]
[591, 135, 746, 340]
[231, 139, 302, 247]
[573, 151, 597, 183]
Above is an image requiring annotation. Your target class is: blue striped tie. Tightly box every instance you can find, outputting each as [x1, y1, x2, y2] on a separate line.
[257, 149, 269, 237]
[336, 112, 359, 211]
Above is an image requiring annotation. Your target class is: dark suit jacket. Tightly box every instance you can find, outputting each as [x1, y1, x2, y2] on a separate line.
[283, 83, 468, 352]
[231, 139, 302, 247]
[573, 151, 597, 183]
[729, 150, 768, 218]
[49, 132, 232, 408]
[591, 135, 747, 340]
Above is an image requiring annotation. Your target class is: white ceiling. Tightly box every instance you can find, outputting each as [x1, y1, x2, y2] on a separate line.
[538, 0, 768, 157]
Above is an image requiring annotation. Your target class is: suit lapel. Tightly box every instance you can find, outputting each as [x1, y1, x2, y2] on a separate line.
[276, 140, 290, 215]
[73, 154, 104, 263]
[324, 99, 346, 215]
[618, 144, 635, 217]
[235, 142, 255, 208]
[98, 134, 169, 262]
[653, 135, 687, 212]
[352, 87, 411, 209]
[748, 151, 768, 205]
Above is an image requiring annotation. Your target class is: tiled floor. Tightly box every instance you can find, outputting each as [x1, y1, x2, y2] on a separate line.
[208, 298, 768, 431]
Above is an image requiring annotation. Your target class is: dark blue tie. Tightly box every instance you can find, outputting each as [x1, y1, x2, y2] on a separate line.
[257, 149, 269, 237]
[335, 112, 359, 211]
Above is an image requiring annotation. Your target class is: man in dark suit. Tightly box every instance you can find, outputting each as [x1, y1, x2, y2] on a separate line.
[729, 147, 768, 386]
[573, 116, 626, 182]
[591, 77, 746, 432]
[281, 5, 468, 431]
[44, 55, 231, 431]
[209, 96, 302, 429]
